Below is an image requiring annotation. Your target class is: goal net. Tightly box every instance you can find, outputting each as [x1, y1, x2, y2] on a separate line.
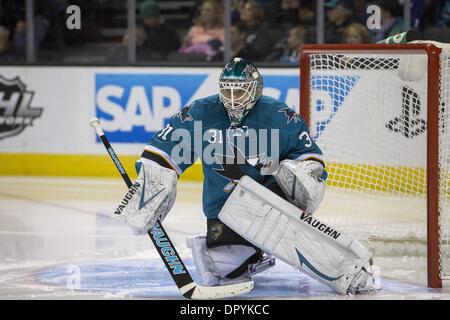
[300, 42, 450, 288]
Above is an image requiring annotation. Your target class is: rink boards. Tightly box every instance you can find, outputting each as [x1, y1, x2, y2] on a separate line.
[0, 66, 299, 180]
[0, 65, 434, 195]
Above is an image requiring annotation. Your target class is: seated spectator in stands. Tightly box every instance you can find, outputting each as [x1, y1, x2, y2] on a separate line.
[11, 15, 49, 61]
[209, 22, 249, 62]
[298, 0, 316, 25]
[278, 26, 309, 64]
[275, 0, 301, 30]
[275, 0, 315, 28]
[410, 0, 426, 29]
[371, 0, 404, 43]
[0, 0, 60, 61]
[0, 25, 15, 63]
[230, 22, 250, 59]
[37, 0, 65, 57]
[179, 0, 224, 60]
[437, 0, 450, 27]
[239, 0, 277, 62]
[122, 25, 147, 54]
[231, 0, 246, 23]
[122, 0, 180, 61]
[324, 0, 356, 43]
[342, 22, 371, 44]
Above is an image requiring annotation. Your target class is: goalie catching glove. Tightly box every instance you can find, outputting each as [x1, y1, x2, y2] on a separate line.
[112, 162, 177, 234]
[274, 159, 327, 215]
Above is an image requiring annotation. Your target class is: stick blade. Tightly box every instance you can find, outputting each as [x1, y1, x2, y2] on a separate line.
[187, 280, 254, 300]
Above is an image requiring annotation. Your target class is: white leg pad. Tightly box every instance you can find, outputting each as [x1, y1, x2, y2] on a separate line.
[186, 235, 220, 286]
[186, 234, 259, 286]
[218, 176, 374, 295]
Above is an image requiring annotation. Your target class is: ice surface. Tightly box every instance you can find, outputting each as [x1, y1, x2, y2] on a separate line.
[0, 177, 449, 299]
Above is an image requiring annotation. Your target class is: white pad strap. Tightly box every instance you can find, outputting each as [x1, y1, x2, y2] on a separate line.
[218, 176, 373, 295]
[112, 162, 177, 234]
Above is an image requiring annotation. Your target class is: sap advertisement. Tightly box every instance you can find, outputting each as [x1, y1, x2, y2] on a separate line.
[95, 70, 300, 143]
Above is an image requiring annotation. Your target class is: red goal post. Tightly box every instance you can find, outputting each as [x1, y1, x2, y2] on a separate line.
[300, 43, 448, 288]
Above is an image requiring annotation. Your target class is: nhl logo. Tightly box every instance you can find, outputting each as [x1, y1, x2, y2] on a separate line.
[0, 75, 43, 140]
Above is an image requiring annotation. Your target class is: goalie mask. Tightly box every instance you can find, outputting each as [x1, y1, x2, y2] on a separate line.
[219, 57, 263, 125]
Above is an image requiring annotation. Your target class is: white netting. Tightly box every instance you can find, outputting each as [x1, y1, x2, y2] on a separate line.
[304, 43, 450, 282]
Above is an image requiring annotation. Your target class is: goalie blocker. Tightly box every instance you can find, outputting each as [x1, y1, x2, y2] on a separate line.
[218, 176, 379, 295]
[112, 161, 178, 234]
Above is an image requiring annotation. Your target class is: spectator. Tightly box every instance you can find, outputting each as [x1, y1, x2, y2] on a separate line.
[0, 1, 22, 33]
[437, 0, 450, 27]
[410, 0, 426, 29]
[418, 0, 444, 29]
[122, 0, 180, 61]
[121, 26, 147, 56]
[324, 0, 356, 43]
[298, 0, 316, 25]
[342, 22, 371, 43]
[231, 0, 246, 23]
[179, 0, 224, 59]
[229, 22, 250, 59]
[0, 1, 58, 62]
[277, 26, 309, 64]
[371, 0, 404, 43]
[239, 0, 277, 62]
[0, 25, 15, 63]
[275, 0, 301, 30]
[37, 0, 65, 56]
[209, 22, 250, 62]
[11, 17, 49, 61]
[6, 0, 51, 61]
[353, 0, 368, 23]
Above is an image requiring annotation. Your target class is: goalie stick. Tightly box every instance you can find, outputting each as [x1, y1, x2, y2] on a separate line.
[89, 117, 254, 299]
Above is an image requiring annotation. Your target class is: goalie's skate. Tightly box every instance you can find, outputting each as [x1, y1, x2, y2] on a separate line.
[347, 259, 380, 295]
[249, 254, 276, 276]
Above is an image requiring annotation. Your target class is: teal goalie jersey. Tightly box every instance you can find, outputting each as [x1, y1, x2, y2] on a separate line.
[138, 94, 324, 219]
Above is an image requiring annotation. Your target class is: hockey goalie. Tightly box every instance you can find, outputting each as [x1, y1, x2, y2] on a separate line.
[112, 57, 379, 295]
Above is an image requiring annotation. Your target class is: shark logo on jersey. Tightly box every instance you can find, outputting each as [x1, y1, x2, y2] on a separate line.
[279, 107, 300, 124]
[310, 75, 359, 140]
[213, 142, 268, 192]
[173, 103, 194, 123]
